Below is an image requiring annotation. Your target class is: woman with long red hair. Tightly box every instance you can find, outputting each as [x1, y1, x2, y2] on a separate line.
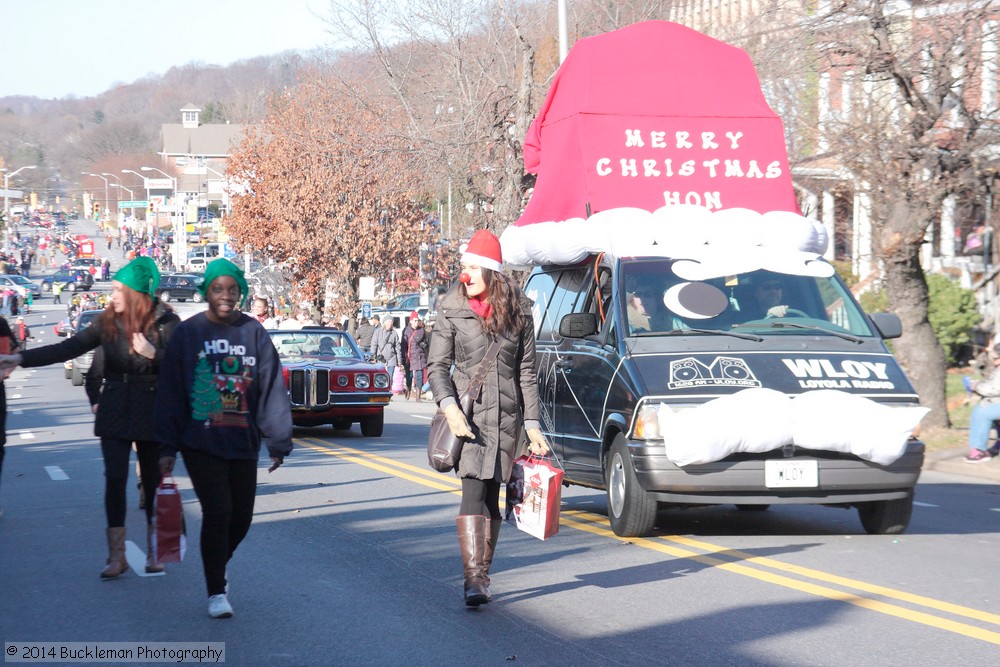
[0, 257, 179, 578]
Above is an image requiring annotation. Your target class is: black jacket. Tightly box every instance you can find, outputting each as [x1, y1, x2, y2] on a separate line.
[22, 303, 179, 442]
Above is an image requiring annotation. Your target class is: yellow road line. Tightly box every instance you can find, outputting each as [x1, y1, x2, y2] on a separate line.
[294, 437, 1000, 644]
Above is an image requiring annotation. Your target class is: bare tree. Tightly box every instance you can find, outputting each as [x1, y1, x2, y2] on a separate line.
[225, 70, 437, 314]
[779, 1, 1000, 427]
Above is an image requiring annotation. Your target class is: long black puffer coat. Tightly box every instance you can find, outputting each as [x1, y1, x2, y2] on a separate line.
[21, 302, 179, 442]
[427, 285, 542, 482]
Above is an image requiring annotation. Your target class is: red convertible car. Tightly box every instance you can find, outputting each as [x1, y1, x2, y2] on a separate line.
[269, 329, 392, 436]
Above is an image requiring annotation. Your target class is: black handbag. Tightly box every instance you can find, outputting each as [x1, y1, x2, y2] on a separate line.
[427, 340, 503, 472]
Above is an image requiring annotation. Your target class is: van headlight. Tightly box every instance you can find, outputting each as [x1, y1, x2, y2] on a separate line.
[632, 404, 661, 440]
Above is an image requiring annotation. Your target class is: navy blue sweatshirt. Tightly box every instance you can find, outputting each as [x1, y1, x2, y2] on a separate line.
[154, 312, 293, 461]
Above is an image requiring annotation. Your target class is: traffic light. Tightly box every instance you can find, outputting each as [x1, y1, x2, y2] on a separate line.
[148, 201, 154, 213]
[93, 202, 100, 217]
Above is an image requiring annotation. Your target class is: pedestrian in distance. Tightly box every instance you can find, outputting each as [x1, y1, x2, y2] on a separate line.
[370, 317, 402, 396]
[964, 342, 1000, 463]
[406, 315, 427, 402]
[0, 313, 23, 518]
[14, 316, 30, 350]
[155, 258, 292, 619]
[355, 317, 375, 349]
[0, 257, 179, 577]
[52, 281, 63, 304]
[426, 229, 549, 607]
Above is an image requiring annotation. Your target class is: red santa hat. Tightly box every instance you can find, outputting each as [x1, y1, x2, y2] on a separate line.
[461, 229, 503, 272]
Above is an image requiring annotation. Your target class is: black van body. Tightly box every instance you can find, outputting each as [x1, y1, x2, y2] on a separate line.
[523, 255, 925, 537]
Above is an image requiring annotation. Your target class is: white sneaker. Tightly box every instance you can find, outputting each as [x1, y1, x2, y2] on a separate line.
[208, 594, 233, 619]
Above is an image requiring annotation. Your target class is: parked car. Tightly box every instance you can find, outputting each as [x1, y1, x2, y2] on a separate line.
[68, 257, 102, 272]
[155, 273, 203, 303]
[68, 308, 103, 386]
[0, 274, 42, 298]
[384, 292, 420, 310]
[41, 270, 94, 293]
[186, 257, 208, 273]
[269, 329, 391, 436]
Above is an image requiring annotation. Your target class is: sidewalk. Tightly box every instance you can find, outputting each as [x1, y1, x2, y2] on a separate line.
[923, 447, 1000, 482]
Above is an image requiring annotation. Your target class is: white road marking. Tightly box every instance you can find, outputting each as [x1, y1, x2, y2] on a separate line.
[11, 394, 21, 399]
[45, 466, 69, 481]
[413, 415, 433, 421]
[12, 409, 22, 415]
[991, 508, 1000, 513]
[913, 501, 939, 508]
[124, 541, 165, 577]
[19, 431, 35, 440]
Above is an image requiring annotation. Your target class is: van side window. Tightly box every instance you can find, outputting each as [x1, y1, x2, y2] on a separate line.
[524, 268, 588, 342]
[524, 271, 560, 340]
[547, 269, 588, 342]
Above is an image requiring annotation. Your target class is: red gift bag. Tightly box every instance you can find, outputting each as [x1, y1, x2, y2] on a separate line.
[505, 455, 563, 540]
[154, 477, 187, 563]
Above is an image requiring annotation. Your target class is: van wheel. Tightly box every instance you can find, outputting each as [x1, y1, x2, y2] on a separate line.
[360, 412, 384, 437]
[605, 434, 657, 537]
[857, 492, 913, 535]
[193, 292, 204, 303]
[160, 291, 171, 302]
[66, 283, 76, 292]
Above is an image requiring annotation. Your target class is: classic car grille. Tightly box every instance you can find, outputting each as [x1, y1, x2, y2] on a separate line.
[290, 369, 308, 405]
[314, 369, 330, 404]
[289, 368, 332, 407]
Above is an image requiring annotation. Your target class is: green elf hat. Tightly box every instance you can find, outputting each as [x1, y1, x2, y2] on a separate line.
[112, 256, 160, 295]
[198, 258, 248, 308]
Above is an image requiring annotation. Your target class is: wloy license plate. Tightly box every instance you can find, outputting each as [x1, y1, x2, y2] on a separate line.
[765, 460, 819, 488]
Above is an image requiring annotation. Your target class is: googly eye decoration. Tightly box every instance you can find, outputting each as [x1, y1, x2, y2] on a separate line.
[663, 282, 729, 320]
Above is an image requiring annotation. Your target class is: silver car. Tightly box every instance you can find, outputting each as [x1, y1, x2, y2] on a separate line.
[0, 274, 42, 298]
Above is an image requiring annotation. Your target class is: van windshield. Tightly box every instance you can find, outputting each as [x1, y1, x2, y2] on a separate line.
[621, 259, 875, 338]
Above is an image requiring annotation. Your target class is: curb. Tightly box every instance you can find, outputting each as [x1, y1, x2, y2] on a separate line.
[922, 447, 1000, 482]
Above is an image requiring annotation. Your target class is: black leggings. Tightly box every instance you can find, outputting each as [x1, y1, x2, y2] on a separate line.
[182, 449, 258, 597]
[100, 438, 161, 527]
[460, 478, 502, 521]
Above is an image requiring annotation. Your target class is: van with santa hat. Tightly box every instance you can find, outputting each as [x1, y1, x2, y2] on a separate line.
[506, 21, 926, 538]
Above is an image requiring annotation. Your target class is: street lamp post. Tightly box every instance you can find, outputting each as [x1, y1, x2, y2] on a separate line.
[4, 165, 38, 249]
[141, 166, 180, 266]
[122, 169, 151, 237]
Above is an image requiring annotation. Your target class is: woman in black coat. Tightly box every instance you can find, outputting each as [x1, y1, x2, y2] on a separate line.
[0, 258, 178, 578]
[427, 230, 549, 607]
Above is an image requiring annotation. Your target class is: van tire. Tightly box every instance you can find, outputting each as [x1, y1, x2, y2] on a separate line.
[857, 492, 913, 535]
[605, 435, 657, 537]
[160, 291, 172, 302]
[193, 292, 204, 303]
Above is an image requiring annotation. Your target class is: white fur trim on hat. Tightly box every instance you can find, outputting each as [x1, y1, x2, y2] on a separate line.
[461, 251, 502, 272]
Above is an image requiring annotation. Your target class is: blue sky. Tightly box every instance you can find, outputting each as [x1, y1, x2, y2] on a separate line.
[2, 0, 337, 99]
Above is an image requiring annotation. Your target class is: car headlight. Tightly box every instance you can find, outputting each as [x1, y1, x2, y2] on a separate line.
[355, 373, 370, 388]
[632, 403, 661, 440]
[373, 373, 390, 389]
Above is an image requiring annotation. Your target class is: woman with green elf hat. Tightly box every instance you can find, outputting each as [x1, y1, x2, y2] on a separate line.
[155, 258, 292, 619]
[0, 257, 180, 578]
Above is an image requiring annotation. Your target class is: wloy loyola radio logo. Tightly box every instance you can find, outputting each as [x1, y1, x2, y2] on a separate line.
[668, 356, 762, 390]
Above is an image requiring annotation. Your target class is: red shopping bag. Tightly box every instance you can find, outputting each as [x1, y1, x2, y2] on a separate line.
[505, 455, 563, 540]
[154, 477, 186, 563]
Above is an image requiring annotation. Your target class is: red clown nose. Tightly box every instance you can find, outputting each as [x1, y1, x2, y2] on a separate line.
[459, 272, 471, 284]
